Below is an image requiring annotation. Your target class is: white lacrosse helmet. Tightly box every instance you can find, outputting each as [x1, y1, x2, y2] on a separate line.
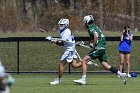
[83, 15, 94, 24]
[58, 19, 69, 31]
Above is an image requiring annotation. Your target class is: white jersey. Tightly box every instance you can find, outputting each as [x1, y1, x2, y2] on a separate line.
[59, 28, 77, 62]
[60, 28, 75, 51]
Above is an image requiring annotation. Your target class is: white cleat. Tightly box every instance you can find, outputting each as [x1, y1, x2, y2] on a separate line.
[127, 74, 131, 78]
[118, 73, 126, 78]
[73, 79, 86, 85]
[50, 78, 61, 85]
[120, 73, 128, 85]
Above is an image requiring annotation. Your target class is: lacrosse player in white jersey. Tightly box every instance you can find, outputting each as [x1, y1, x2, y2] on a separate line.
[0, 62, 15, 93]
[49, 18, 82, 85]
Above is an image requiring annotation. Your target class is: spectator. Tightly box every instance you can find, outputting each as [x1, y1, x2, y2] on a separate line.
[118, 25, 133, 78]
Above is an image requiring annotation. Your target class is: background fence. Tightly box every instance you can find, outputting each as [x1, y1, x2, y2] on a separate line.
[0, 36, 140, 74]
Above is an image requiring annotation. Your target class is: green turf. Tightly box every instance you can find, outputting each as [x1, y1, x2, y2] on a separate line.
[10, 74, 140, 93]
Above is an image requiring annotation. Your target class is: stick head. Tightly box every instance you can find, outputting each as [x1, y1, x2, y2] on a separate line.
[76, 41, 84, 46]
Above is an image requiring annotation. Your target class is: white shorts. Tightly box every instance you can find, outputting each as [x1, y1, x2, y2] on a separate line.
[60, 50, 77, 63]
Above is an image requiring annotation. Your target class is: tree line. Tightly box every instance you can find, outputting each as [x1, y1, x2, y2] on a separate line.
[0, 0, 139, 32]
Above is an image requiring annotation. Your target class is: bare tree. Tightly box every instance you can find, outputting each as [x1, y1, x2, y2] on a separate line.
[131, 0, 135, 31]
[70, 0, 74, 10]
[99, 0, 103, 30]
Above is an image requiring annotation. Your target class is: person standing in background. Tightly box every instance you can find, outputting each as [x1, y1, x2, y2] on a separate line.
[118, 25, 133, 78]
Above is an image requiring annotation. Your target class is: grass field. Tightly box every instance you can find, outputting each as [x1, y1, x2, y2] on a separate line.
[11, 74, 140, 93]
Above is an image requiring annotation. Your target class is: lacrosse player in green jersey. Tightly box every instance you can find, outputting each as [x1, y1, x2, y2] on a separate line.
[73, 15, 128, 85]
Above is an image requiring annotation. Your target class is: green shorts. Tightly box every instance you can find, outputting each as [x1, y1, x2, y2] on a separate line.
[87, 49, 108, 62]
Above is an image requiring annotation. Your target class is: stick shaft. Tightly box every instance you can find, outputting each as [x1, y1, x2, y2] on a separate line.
[75, 50, 82, 61]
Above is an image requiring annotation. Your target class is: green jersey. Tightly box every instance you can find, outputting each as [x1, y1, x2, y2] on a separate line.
[88, 24, 106, 49]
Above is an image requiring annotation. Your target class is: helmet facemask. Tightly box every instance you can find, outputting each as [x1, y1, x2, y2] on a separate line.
[58, 24, 66, 31]
[58, 19, 69, 31]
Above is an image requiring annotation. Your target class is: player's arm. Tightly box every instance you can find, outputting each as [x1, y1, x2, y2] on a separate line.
[46, 36, 64, 46]
[93, 32, 98, 47]
[55, 31, 73, 46]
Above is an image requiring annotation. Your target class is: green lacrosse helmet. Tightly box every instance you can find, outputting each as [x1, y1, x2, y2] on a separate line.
[83, 15, 94, 24]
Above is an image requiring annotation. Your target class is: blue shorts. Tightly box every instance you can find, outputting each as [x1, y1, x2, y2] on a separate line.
[119, 51, 130, 54]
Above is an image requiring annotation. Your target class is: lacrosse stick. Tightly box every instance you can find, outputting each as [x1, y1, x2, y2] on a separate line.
[76, 41, 92, 49]
[75, 41, 99, 67]
[75, 50, 82, 61]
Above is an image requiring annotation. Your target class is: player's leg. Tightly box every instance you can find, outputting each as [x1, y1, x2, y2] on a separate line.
[50, 50, 70, 85]
[99, 50, 121, 74]
[101, 61, 127, 84]
[74, 49, 100, 85]
[71, 59, 82, 68]
[71, 51, 82, 68]
[126, 53, 131, 77]
[97, 49, 127, 84]
[50, 61, 67, 85]
[73, 55, 91, 85]
[58, 61, 67, 79]
[100, 52, 128, 85]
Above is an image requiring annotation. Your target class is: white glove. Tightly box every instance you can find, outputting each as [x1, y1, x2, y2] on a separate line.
[46, 36, 53, 43]
[7, 75, 15, 87]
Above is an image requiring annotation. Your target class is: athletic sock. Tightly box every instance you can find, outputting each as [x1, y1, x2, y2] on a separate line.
[57, 78, 61, 81]
[110, 66, 118, 73]
[117, 71, 122, 76]
[82, 75, 86, 81]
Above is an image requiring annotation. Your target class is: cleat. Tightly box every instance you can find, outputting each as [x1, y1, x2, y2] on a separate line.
[73, 79, 86, 85]
[117, 75, 120, 78]
[127, 74, 131, 78]
[50, 78, 61, 85]
[120, 73, 128, 85]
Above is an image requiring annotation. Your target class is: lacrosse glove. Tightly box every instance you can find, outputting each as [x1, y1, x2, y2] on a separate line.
[46, 36, 53, 43]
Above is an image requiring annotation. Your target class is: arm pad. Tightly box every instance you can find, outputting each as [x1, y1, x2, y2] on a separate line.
[56, 40, 64, 46]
